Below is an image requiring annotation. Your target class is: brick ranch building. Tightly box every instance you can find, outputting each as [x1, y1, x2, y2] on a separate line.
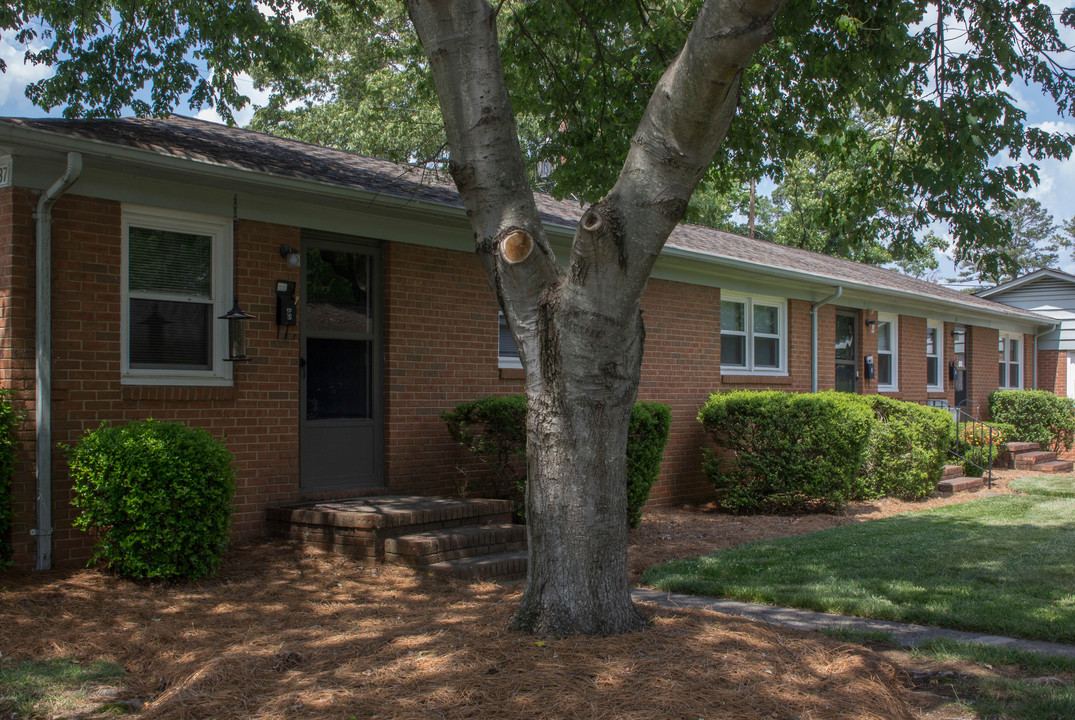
[0, 116, 1059, 571]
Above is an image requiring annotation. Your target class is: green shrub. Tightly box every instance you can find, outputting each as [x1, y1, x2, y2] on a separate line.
[626, 402, 672, 528]
[862, 397, 952, 500]
[68, 419, 236, 580]
[0, 390, 21, 570]
[442, 395, 672, 528]
[698, 391, 874, 514]
[989, 390, 1075, 453]
[442, 395, 527, 518]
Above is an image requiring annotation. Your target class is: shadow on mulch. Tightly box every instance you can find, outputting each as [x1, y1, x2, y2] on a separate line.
[1, 540, 926, 720]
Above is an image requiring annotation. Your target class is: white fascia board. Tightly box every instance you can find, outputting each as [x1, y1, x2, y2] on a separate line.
[657, 245, 1054, 333]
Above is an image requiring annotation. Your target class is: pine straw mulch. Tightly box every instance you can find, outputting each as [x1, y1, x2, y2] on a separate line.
[3, 542, 923, 720]
[0, 469, 1034, 720]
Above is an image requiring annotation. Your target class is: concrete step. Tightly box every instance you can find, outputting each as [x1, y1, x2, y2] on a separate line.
[427, 550, 528, 582]
[1005, 441, 1041, 454]
[942, 465, 963, 480]
[1015, 451, 1058, 469]
[384, 523, 526, 567]
[1033, 460, 1074, 474]
[937, 476, 984, 495]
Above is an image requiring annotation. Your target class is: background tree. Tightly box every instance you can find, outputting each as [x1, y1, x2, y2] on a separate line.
[4, 0, 1075, 635]
[954, 197, 1071, 287]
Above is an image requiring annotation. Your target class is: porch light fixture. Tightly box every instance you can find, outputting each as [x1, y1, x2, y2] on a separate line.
[219, 297, 255, 362]
[864, 318, 877, 333]
[279, 243, 301, 268]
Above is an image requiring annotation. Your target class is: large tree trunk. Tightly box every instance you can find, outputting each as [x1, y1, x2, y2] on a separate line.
[407, 0, 784, 635]
[511, 293, 647, 634]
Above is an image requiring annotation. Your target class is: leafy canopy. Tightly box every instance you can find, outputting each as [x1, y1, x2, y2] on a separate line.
[3, 0, 1074, 271]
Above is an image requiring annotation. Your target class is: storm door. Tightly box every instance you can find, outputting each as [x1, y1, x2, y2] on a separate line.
[834, 311, 858, 393]
[954, 324, 968, 408]
[299, 233, 383, 491]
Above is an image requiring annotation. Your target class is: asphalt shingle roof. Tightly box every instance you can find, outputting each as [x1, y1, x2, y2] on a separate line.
[0, 115, 1046, 323]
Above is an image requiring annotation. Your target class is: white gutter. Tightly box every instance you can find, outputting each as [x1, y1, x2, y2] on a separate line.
[1033, 322, 1062, 390]
[811, 287, 843, 392]
[33, 151, 82, 571]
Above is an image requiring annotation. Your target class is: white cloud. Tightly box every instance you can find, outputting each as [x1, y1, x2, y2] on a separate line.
[0, 37, 54, 114]
[192, 72, 272, 127]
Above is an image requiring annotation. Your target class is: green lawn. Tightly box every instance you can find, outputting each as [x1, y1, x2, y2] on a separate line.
[1010, 475, 1075, 498]
[643, 490, 1075, 643]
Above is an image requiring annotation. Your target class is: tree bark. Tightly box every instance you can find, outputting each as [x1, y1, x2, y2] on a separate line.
[407, 0, 784, 635]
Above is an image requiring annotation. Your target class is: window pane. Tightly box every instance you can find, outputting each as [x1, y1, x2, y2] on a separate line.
[927, 357, 938, 387]
[925, 328, 936, 356]
[754, 337, 779, 368]
[1010, 339, 1020, 361]
[498, 313, 518, 359]
[1010, 363, 1020, 389]
[877, 321, 891, 352]
[999, 362, 1006, 387]
[999, 337, 1005, 355]
[306, 338, 372, 420]
[129, 298, 211, 369]
[754, 305, 778, 335]
[878, 354, 892, 386]
[835, 315, 855, 361]
[721, 334, 745, 366]
[305, 248, 371, 333]
[129, 226, 212, 297]
[721, 301, 744, 332]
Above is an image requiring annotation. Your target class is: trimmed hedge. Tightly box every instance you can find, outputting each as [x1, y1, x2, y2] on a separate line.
[699, 391, 954, 513]
[442, 395, 671, 528]
[989, 389, 1075, 453]
[0, 390, 20, 570]
[69, 419, 236, 580]
[862, 396, 952, 500]
[698, 391, 875, 513]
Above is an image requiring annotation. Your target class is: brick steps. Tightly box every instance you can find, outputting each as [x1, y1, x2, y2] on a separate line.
[427, 550, 528, 582]
[1015, 450, 1058, 469]
[1032, 459, 1074, 474]
[942, 465, 963, 480]
[1005, 441, 1041, 454]
[384, 524, 526, 566]
[267, 495, 527, 582]
[937, 476, 984, 495]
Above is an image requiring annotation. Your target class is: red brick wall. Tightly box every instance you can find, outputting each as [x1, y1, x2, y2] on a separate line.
[966, 325, 999, 418]
[0, 188, 38, 567]
[3, 189, 1050, 569]
[1037, 349, 1066, 396]
[5, 193, 309, 568]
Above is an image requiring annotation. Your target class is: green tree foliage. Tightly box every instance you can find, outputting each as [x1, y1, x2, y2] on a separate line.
[6, 1, 1072, 269]
[955, 197, 1071, 286]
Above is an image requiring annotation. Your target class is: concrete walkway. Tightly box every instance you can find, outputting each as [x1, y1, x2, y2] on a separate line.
[632, 589, 1075, 660]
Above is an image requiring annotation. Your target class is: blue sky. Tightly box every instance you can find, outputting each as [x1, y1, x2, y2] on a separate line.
[0, 5, 1072, 282]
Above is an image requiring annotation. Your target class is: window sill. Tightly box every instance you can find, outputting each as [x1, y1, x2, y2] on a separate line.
[721, 374, 792, 385]
[122, 385, 238, 402]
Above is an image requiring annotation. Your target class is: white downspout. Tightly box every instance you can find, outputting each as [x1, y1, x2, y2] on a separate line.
[1033, 322, 1061, 390]
[34, 152, 82, 571]
[811, 287, 843, 393]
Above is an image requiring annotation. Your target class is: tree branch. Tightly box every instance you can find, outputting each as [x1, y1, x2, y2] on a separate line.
[572, 0, 786, 310]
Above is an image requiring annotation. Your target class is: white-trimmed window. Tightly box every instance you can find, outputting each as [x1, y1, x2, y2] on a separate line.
[877, 314, 897, 391]
[121, 206, 232, 385]
[925, 320, 943, 392]
[998, 332, 1022, 389]
[720, 293, 787, 375]
[498, 311, 522, 369]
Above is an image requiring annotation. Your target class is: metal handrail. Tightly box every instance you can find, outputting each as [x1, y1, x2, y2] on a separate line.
[947, 406, 999, 489]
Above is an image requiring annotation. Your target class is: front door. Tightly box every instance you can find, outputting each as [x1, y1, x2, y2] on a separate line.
[835, 311, 857, 393]
[299, 232, 383, 491]
[954, 325, 969, 408]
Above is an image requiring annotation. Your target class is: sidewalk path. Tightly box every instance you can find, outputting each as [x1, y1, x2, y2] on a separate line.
[632, 589, 1075, 660]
